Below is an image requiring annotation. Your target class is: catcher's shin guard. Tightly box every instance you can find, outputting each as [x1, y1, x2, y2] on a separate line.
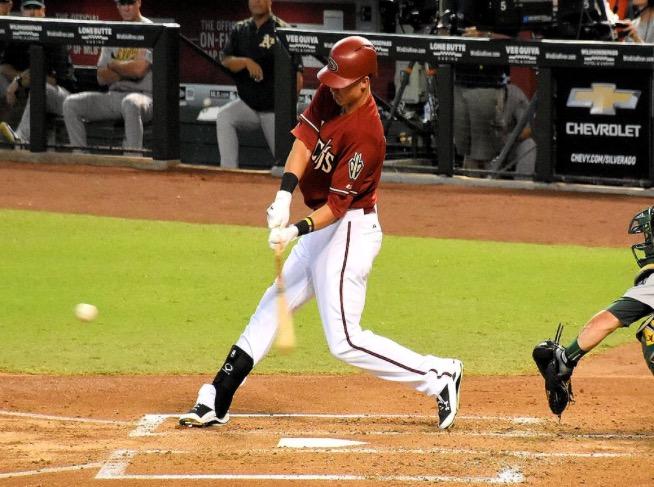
[532, 324, 575, 417]
[636, 320, 654, 375]
[212, 345, 253, 418]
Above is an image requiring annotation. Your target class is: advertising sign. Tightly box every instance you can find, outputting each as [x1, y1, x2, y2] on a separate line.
[555, 69, 650, 180]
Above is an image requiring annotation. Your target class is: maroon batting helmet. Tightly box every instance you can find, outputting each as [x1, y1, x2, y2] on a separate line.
[317, 35, 378, 89]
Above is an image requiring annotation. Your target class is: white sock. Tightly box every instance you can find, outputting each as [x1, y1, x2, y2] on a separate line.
[196, 383, 216, 409]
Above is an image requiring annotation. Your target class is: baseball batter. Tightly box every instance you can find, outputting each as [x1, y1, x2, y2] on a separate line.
[180, 36, 463, 430]
[533, 206, 654, 416]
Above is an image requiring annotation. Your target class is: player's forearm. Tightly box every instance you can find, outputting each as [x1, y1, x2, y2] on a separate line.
[221, 56, 251, 73]
[576, 310, 622, 351]
[283, 139, 311, 181]
[305, 205, 338, 232]
[286, 204, 338, 239]
[107, 60, 150, 80]
[97, 66, 121, 86]
[0, 64, 19, 80]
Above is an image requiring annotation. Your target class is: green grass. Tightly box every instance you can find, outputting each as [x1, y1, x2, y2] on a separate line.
[0, 209, 637, 375]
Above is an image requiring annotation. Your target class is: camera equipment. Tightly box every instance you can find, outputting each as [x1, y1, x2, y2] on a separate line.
[454, 0, 554, 33]
[443, 0, 611, 39]
[554, 0, 612, 40]
[379, 0, 440, 32]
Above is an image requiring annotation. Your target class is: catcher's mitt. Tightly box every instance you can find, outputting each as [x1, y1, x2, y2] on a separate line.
[532, 324, 575, 417]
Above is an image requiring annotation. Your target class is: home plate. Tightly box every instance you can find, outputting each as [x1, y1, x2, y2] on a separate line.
[277, 438, 368, 448]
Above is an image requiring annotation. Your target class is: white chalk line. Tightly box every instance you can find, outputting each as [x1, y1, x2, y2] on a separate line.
[95, 471, 525, 484]
[133, 413, 654, 441]
[95, 449, 188, 479]
[131, 413, 543, 437]
[95, 449, 525, 484]
[130, 414, 168, 437]
[104, 414, 639, 485]
[96, 449, 135, 478]
[149, 412, 544, 422]
[194, 428, 654, 441]
[0, 409, 543, 427]
[576, 374, 651, 380]
[4, 409, 650, 441]
[6, 409, 648, 441]
[0, 462, 104, 479]
[269, 446, 637, 459]
[0, 409, 131, 425]
[235, 413, 545, 424]
[445, 430, 654, 440]
[0, 409, 638, 483]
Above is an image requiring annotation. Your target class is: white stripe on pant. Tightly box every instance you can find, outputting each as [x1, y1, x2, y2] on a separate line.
[236, 209, 456, 398]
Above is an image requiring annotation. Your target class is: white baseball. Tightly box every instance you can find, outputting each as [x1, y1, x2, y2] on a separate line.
[75, 303, 98, 322]
[202, 97, 212, 108]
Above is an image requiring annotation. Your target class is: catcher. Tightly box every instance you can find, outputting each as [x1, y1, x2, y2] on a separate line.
[533, 206, 654, 417]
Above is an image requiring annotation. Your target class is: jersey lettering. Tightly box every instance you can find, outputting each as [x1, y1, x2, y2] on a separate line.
[259, 34, 275, 49]
[112, 47, 139, 61]
[348, 152, 364, 180]
[311, 137, 335, 173]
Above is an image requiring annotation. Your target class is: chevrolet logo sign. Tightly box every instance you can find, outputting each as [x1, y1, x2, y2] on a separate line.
[567, 84, 640, 115]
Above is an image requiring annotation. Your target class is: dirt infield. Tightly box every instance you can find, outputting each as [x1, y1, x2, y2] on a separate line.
[0, 161, 652, 486]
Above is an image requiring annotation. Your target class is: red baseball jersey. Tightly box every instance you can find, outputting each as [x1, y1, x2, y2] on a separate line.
[291, 84, 386, 219]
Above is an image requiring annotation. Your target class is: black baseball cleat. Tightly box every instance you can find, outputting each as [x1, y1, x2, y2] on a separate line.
[437, 359, 463, 430]
[178, 403, 229, 427]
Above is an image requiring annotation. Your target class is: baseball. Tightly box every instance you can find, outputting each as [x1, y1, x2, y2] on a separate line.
[75, 303, 98, 322]
[202, 97, 212, 108]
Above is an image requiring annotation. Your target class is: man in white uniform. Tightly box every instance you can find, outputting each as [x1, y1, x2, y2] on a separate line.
[62, 0, 152, 151]
[180, 36, 463, 431]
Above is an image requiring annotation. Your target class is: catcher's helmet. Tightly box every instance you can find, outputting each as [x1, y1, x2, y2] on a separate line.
[317, 35, 377, 89]
[628, 206, 654, 267]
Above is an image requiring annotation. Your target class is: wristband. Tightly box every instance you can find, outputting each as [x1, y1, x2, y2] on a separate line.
[14, 75, 22, 88]
[280, 172, 298, 193]
[295, 216, 314, 236]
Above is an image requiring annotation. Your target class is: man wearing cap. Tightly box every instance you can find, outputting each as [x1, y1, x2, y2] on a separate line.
[0, 0, 11, 16]
[0, 0, 76, 146]
[62, 0, 152, 152]
[179, 35, 464, 432]
[216, 0, 303, 168]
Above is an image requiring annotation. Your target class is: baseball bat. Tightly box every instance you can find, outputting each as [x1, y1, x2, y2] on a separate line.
[274, 245, 295, 353]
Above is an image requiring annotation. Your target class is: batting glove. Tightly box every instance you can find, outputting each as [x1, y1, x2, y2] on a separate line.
[266, 190, 292, 229]
[268, 225, 299, 251]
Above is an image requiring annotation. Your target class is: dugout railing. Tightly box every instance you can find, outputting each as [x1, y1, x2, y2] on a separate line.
[275, 29, 654, 188]
[0, 16, 179, 162]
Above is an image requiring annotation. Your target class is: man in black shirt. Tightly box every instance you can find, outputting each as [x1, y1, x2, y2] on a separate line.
[0, 0, 76, 146]
[0, 0, 15, 122]
[216, 0, 302, 168]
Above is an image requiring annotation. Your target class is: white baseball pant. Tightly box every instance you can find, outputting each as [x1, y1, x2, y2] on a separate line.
[215, 98, 274, 168]
[15, 84, 70, 143]
[236, 208, 457, 398]
[62, 90, 153, 150]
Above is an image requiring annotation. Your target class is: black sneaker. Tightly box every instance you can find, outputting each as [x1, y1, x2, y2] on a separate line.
[437, 359, 463, 430]
[178, 403, 228, 427]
